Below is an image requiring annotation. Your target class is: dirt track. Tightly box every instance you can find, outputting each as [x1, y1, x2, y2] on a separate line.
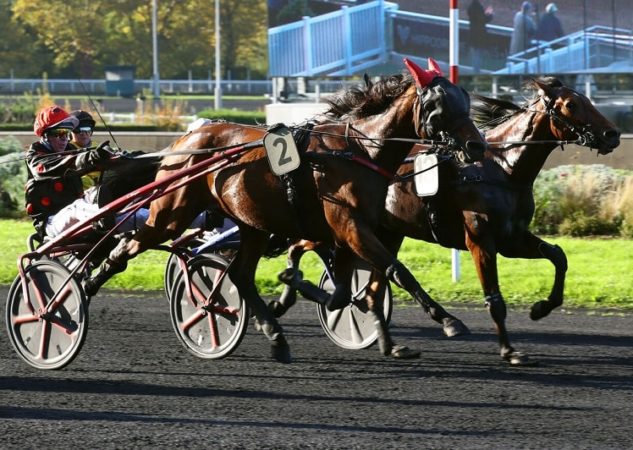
[1, 287, 631, 449]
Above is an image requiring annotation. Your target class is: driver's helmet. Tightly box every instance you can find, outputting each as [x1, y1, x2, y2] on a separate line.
[70, 110, 96, 130]
[33, 106, 79, 137]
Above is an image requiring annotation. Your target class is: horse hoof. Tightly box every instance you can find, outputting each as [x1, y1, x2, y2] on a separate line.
[390, 345, 421, 359]
[503, 352, 536, 366]
[530, 300, 551, 321]
[442, 318, 470, 337]
[271, 337, 292, 364]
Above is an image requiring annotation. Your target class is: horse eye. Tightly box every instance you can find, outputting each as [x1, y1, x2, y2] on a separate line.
[566, 101, 577, 112]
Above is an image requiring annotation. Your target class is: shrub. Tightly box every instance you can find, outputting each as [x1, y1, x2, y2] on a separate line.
[0, 136, 28, 218]
[532, 164, 633, 236]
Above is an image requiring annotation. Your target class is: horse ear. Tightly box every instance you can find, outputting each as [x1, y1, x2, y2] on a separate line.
[363, 73, 373, 89]
[404, 58, 437, 88]
[533, 79, 555, 103]
[427, 58, 444, 77]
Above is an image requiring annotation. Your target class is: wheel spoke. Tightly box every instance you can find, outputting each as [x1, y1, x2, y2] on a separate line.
[206, 312, 220, 348]
[180, 309, 206, 333]
[326, 307, 343, 330]
[12, 313, 40, 326]
[348, 310, 363, 344]
[38, 320, 51, 360]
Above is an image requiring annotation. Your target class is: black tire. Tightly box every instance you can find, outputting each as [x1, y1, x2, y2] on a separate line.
[316, 258, 392, 350]
[169, 255, 248, 359]
[5, 260, 89, 370]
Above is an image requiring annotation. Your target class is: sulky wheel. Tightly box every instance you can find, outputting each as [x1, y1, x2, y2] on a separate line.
[316, 258, 392, 350]
[169, 254, 248, 359]
[164, 252, 184, 302]
[5, 260, 89, 370]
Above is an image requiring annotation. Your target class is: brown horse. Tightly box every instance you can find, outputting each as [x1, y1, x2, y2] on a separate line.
[277, 77, 620, 364]
[82, 58, 487, 363]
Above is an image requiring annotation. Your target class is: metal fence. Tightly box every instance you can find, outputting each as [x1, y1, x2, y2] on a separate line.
[268, 0, 396, 77]
[0, 79, 273, 96]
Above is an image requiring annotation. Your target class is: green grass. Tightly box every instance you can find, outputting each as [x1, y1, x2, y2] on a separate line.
[1, 219, 632, 310]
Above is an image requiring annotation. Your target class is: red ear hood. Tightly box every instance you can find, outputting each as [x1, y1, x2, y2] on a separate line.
[404, 58, 443, 89]
[427, 57, 444, 76]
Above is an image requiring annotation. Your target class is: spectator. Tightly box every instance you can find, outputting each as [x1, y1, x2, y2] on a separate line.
[509, 1, 536, 55]
[538, 3, 564, 42]
[467, 0, 494, 74]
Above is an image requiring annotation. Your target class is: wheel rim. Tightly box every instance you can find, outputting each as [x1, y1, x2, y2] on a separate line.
[169, 255, 247, 359]
[316, 259, 392, 350]
[5, 260, 88, 370]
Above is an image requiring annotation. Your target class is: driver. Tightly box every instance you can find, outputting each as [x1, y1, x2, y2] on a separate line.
[25, 105, 145, 238]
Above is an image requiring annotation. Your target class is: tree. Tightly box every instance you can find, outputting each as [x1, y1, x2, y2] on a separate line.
[9, 0, 268, 80]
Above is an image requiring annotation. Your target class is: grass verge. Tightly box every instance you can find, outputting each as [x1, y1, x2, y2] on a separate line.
[1, 219, 631, 310]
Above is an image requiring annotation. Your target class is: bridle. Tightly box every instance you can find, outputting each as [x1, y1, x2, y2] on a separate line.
[539, 92, 600, 149]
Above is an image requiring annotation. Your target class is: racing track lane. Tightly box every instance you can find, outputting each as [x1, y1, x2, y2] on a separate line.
[1, 287, 632, 449]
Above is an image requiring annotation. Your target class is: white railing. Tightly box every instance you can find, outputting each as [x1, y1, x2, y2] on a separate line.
[0, 79, 272, 96]
[497, 26, 633, 74]
[268, 1, 398, 77]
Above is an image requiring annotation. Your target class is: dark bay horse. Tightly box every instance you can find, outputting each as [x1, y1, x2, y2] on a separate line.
[83, 58, 487, 363]
[277, 77, 618, 364]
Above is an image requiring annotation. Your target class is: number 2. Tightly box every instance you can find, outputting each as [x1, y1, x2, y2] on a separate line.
[274, 137, 292, 166]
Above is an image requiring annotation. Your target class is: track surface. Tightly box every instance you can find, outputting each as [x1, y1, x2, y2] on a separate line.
[1, 287, 631, 449]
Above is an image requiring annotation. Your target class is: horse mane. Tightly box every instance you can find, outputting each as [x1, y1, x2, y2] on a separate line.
[324, 73, 414, 119]
[471, 77, 564, 130]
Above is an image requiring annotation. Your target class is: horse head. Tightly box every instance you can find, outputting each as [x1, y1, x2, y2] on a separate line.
[533, 78, 620, 155]
[404, 58, 486, 163]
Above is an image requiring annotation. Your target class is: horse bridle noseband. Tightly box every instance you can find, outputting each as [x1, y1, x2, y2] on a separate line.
[539, 95, 599, 148]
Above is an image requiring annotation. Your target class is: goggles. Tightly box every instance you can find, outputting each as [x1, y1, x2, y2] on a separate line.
[74, 126, 93, 134]
[47, 128, 72, 139]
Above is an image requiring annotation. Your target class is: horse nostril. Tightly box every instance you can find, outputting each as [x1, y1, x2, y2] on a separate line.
[603, 129, 621, 142]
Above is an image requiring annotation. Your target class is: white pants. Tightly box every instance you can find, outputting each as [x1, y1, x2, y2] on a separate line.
[45, 190, 150, 238]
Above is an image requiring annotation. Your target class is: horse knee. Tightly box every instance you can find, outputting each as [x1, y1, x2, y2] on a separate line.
[385, 260, 417, 290]
[539, 243, 567, 272]
[485, 293, 507, 321]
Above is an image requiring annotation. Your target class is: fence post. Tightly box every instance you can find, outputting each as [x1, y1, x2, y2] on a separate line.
[303, 16, 313, 76]
[342, 6, 352, 75]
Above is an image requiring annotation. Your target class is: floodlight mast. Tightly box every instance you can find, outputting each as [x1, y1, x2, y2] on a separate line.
[214, 0, 223, 110]
[152, 0, 160, 98]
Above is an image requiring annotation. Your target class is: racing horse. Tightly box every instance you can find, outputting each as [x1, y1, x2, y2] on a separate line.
[274, 77, 620, 364]
[83, 58, 487, 362]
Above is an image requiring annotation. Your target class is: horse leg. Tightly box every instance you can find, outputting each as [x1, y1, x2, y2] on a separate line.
[230, 226, 291, 363]
[341, 224, 470, 338]
[464, 220, 528, 365]
[277, 242, 355, 312]
[271, 239, 319, 317]
[83, 224, 169, 296]
[361, 231, 420, 359]
[500, 232, 567, 321]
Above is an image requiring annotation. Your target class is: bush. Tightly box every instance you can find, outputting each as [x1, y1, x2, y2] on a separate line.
[0, 136, 28, 218]
[198, 108, 266, 125]
[532, 164, 633, 236]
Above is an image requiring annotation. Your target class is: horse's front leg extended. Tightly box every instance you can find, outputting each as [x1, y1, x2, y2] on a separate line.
[343, 225, 469, 338]
[500, 232, 567, 321]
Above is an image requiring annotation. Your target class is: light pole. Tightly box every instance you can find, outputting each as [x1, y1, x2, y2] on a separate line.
[152, 0, 160, 98]
[214, 0, 222, 109]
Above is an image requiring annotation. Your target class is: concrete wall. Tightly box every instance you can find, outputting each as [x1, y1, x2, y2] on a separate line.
[2, 131, 632, 169]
